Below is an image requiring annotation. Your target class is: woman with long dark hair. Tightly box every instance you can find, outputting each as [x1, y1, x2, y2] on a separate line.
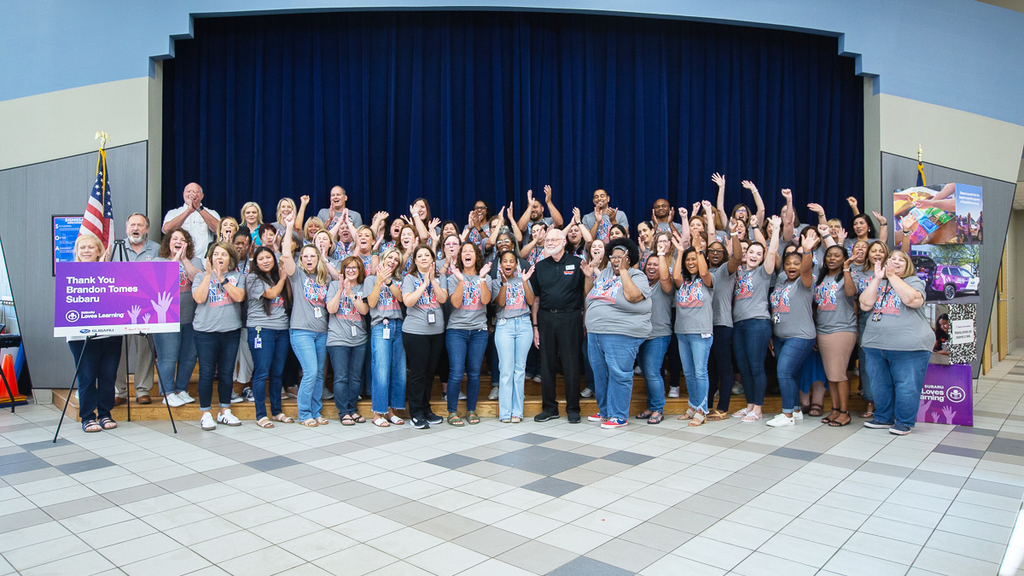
[402, 244, 449, 429]
[814, 245, 858, 427]
[245, 245, 293, 428]
[326, 256, 370, 425]
[444, 242, 492, 425]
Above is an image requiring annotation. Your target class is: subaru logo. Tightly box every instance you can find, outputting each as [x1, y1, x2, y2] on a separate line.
[79, 329, 91, 334]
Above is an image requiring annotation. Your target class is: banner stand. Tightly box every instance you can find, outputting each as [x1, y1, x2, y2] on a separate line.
[0, 363, 15, 415]
[53, 332, 177, 443]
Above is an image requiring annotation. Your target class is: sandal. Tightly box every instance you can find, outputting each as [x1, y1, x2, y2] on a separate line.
[500, 418, 511, 423]
[689, 411, 706, 427]
[340, 415, 355, 426]
[821, 411, 838, 424]
[82, 420, 102, 433]
[316, 417, 330, 426]
[256, 417, 275, 429]
[351, 413, 366, 424]
[635, 410, 654, 420]
[678, 407, 696, 421]
[731, 408, 750, 419]
[741, 411, 762, 422]
[828, 410, 852, 427]
[706, 409, 729, 421]
[447, 413, 465, 427]
[273, 413, 294, 424]
[647, 411, 663, 425]
[98, 417, 117, 430]
[861, 402, 875, 419]
[387, 413, 404, 425]
[301, 419, 318, 427]
[808, 404, 823, 417]
[466, 412, 480, 425]
[510, 416, 521, 423]
[372, 416, 391, 428]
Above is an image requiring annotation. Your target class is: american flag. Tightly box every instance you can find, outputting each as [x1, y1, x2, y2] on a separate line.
[78, 149, 113, 248]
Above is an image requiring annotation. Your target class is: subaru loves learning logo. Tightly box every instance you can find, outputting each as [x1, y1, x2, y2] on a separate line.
[947, 386, 966, 403]
[65, 310, 80, 322]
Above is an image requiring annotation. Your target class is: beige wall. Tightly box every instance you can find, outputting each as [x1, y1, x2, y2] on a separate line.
[0, 77, 150, 172]
[878, 94, 1024, 183]
[1009, 207, 1024, 352]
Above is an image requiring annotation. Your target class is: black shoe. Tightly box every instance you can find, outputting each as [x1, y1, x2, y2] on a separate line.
[534, 411, 560, 422]
[411, 417, 430, 429]
[425, 413, 443, 425]
[567, 413, 581, 424]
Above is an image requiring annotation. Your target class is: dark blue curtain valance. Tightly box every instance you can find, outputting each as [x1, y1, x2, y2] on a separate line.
[163, 11, 863, 226]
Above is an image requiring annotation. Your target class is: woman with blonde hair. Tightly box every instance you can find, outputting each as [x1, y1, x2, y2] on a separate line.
[217, 217, 239, 245]
[240, 201, 264, 245]
[365, 247, 406, 426]
[274, 196, 308, 235]
[68, 235, 122, 432]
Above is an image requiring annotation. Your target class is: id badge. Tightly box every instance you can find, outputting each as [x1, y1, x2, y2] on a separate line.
[772, 314, 781, 325]
[314, 307, 323, 318]
[871, 312, 882, 322]
[498, 318, 507, 326]
[254, 336, 262, 349]
[350, 325, 358, 338]
[383, 327, 391, 340]
[427, 311, 436, 324]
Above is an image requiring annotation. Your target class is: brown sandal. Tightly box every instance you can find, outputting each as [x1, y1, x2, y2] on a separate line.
[256, 417, 275, 429]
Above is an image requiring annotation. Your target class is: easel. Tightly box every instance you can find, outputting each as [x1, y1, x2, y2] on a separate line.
[53, 241, 179, 442]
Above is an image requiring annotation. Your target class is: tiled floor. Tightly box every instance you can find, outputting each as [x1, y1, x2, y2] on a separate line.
[3, 353, 1024, 576]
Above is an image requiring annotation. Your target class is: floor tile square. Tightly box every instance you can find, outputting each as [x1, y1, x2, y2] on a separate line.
[452, 525, 528, 557]
[54, 457, 114, 475]
[602, 450, 654, 466]
[522, 476, 583, 497]
[771, 447, 821, 461]
[497, 540, 579, 574]
[509, 433, 556, 444]
[425, 453, 479, 470]
[552, 555, 638, 576]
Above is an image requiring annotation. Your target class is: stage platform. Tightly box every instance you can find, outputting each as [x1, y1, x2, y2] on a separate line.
[51, 373, 867, 423]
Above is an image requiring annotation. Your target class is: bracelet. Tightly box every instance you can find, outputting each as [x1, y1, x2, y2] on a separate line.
[730, 232, 739, 237]
[843, 268, 850, 272]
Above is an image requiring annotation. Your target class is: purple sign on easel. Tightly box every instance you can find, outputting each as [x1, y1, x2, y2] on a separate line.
[918, 364, 973, 426]
[54, 261, 180, 338]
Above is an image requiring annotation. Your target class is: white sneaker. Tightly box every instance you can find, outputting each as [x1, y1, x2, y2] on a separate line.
[200, 412, 217, 431]
[732, 382, 743, 395]
[766, 413, 795, 427]
[792, 409, 804, 421]
[633, 366, 642, 375]
[164, 392, 185, 407]
[580, 388, 594, 398]
[459, 391, 467, 400]
[322, 388, 334, 401]
[179, 391, 196, 404]
[230, 391, 244, 404]
[532, 375, 542, 383]
[667, 386, 680, 398]
[217, 409, 241, 427]
[488, 387, 499, 400]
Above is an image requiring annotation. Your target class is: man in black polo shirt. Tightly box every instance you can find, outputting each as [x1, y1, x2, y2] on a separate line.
[530, 228, 585, 423]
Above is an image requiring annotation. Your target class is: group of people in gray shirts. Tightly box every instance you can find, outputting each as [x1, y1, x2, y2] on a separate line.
[71, 174, 934, 437]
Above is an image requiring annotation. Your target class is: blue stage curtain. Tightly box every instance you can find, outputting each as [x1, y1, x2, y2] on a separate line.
[163, 11, 863, 227]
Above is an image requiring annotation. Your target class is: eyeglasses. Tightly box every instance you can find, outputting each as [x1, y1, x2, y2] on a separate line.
[344, 266, 359, 272]
[474, 205, 487, 211]
[707, 249, 725, 254]
[608, 255, 624, 261]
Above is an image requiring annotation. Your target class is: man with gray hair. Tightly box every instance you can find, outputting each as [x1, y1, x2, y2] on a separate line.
[109, 212, 162, 404]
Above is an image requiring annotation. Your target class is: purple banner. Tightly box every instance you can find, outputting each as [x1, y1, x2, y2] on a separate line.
[918, 363, 973, 426]
[54, 261, 180, 337]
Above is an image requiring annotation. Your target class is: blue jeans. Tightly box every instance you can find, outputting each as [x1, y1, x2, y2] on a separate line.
[583, 333, 594, 391]
[857, 343, 873, 402]
[588, 333, 643, 421]
[153, 323, 197, 395]
[446, 329, 488, 413]
[495, 315, 532, 420]
[248, 327, 289, 420]
[864, 348, 930, 428]
[371, 320, 406, 414]
[290, 329, 327, 421]
[195, 330, 240, 411]
[709, 325, 734, 412]
[773, 336, 816, 414]
[328, 344, 366, 415]
[640, 336, 670, 412]
[678, 333, 713, 413]
[68, 337, 122, 422]
[733, 318, 772, 406]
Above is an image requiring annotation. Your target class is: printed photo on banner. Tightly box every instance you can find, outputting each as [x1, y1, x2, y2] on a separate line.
[909, 244, 979, 303]
[893, 183, 983, 246]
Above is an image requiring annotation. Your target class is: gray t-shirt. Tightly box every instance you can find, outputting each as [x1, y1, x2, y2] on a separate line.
[157, 256, 205, 324]
[647, 281, 674, 339]
[584, 267, 651, 338]
[446, 274, 488, 331]
[245, 274, 290, 330]
[581, 210, 630, 242]
[288, 268, 329, 333]
[317, 208, 364, 231]
[656, 221, 683, 234]
[814, 274, 858, 335]
[732, 266, 771, 322]
[674, 277, 713, 335]
[193, 271, 243, 333]
[770, 277, 816, 340]
[363, 276, 404, 326]
[861, 276, 932, 352]
[710, 264, 735, 327]
[326, 282, 368, 346]
[489, 276, 531, 320]
[401, 273, 446, 335]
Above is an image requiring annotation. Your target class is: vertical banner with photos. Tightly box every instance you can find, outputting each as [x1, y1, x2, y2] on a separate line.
[893, 183, 979, 426]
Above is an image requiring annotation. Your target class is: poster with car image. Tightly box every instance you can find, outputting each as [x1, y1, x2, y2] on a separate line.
[893, 183, 983, 245]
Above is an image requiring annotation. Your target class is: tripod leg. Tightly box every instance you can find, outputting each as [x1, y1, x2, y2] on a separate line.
[55, 336, 92, 443]
[149, 333, 177, 434]
[0, 362, 14, 414]
[124, 335, 132, 422]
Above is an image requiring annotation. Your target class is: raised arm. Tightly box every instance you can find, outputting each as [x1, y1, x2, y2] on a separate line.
[742, 180, 766, 229]
[797, 234, 816, 288]
[544, 185, 564, 227]
[279, 216, 297, 276]
[764, 215, 782, 275]
[295, 195, 309, 232]
[727, 220, 743, 275]
[781, 188, 795, 242]
[713, 173, 729, 227]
